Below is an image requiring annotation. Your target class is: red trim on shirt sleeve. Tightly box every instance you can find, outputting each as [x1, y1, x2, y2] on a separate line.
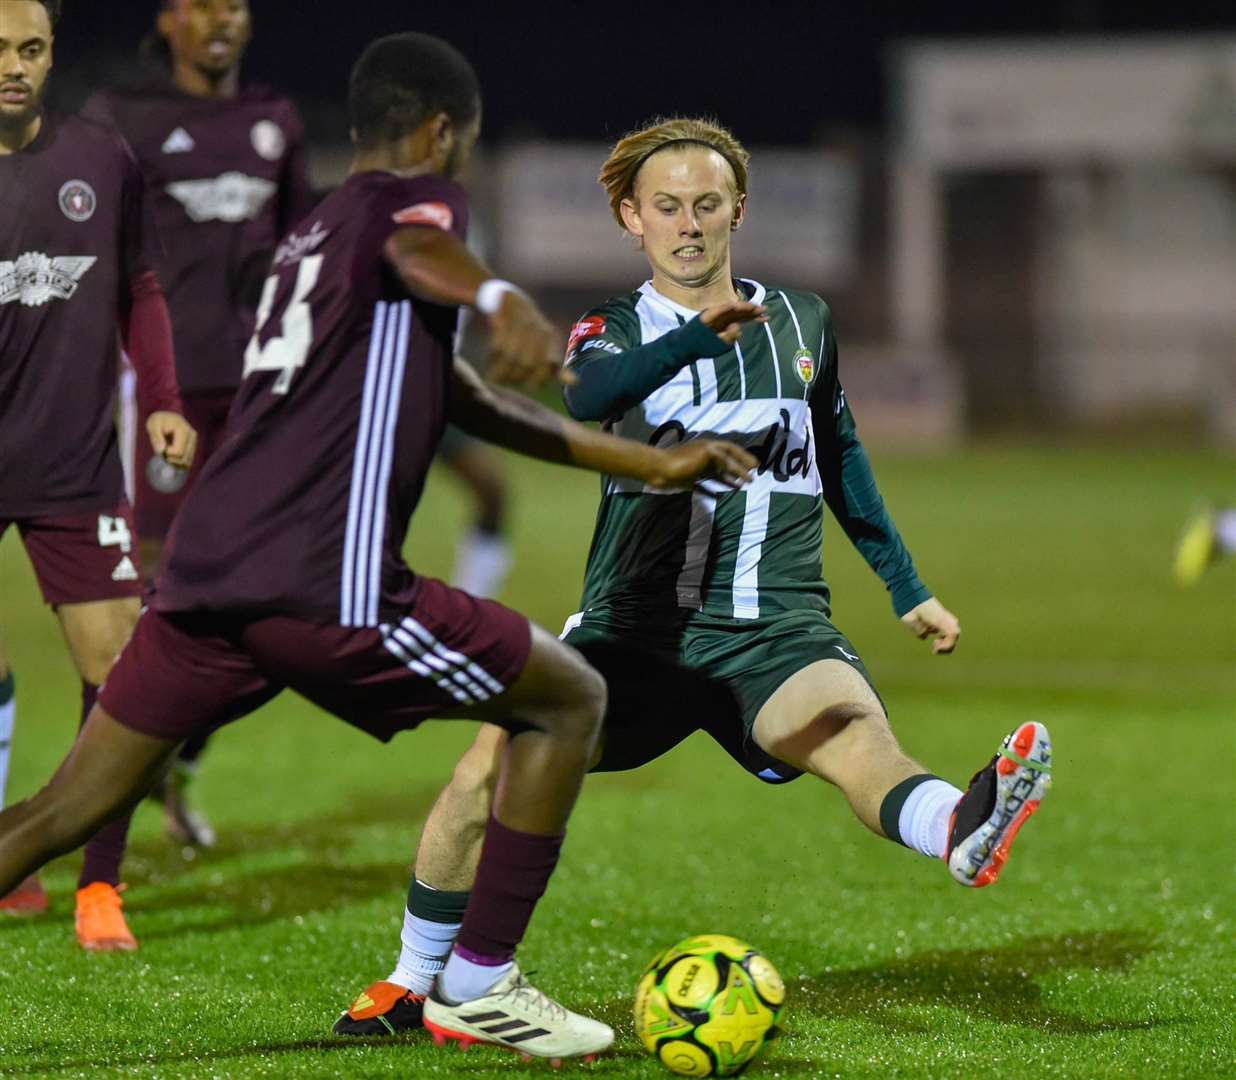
[121, 271, 182, 416]
[392, 202, 455, 230]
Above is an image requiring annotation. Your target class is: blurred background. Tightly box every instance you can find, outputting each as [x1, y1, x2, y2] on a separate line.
[45, 1, 1236, 446]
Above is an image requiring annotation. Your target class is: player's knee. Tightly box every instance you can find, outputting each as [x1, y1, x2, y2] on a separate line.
[78, 652, 119, 687]
[541, 651, 605, 748]
[811, 707, 900, 780]
[564, 659, 607, 745]
[758, 699, 888, 778]
[67, 606, 138, 686]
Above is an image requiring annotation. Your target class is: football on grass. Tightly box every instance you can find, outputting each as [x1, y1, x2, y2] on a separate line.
[634, 934, 785, 1076]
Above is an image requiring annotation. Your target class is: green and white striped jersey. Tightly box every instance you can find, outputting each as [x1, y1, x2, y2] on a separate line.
[567, 279, 846, 624]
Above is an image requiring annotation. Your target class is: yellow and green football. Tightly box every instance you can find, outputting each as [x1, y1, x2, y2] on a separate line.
[634, 934, 785, 1077]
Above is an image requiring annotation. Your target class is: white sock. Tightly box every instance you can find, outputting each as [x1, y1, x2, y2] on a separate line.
[452, 529, 512, 599]
[898, 778, 964, 859]
[1217, 510, 1236, 554]
[388, 909, 463, 995]
[0, 674, 14, 809]
[440, 950, 513, 1003]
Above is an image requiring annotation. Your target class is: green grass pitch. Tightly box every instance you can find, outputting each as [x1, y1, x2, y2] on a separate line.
[0, 444, 1232, 1078]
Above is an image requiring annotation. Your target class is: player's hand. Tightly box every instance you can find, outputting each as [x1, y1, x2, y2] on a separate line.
[900, 597, 961, 655]
[699, 301, 768, 345]
[147, 411, 198, 470]
[486, 290, 576, 388]
[647, 440, 758, 491]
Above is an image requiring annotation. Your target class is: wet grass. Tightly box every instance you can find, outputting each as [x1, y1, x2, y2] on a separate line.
[0, 445, 1232, 1078]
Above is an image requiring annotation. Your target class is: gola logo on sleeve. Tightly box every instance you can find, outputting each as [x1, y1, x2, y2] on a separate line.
[0, 253, 97, 307]
[166, 173, 278, 223]
[392, 202, 454, 230]
[566, 315, 606, 360]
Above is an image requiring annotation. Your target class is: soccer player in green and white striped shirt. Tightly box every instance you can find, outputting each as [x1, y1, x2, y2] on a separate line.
[334, 118, 1054, 1040]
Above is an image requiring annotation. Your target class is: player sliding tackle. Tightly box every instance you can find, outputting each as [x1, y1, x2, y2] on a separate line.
[337, 117, 1054, 1041]
[0, 38, 757, 1064]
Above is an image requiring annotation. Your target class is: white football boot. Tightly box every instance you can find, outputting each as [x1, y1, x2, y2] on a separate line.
[423, 963, 613, 1064]
[947, 721, 1052, 887]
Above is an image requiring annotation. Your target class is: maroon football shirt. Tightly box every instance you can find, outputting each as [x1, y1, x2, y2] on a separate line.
[84, 83, 314, 395]
[0, 111, 149, 519]
[156, 171, 469, 625]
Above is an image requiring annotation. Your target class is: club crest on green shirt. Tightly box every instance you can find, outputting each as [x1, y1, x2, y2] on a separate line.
[793, 346, 816, 386]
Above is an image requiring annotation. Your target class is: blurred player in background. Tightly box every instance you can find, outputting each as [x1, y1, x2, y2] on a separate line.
[337, 116, 1054, 1038]
[440, 309, 513, 599]
[1172, 506, 1236, 585]
[85, 0, 314, 849]
[0, 0, 195, 947]
[0, 35, 757, 1062]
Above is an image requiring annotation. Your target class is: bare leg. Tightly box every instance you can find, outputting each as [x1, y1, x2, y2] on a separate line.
[447, 623, 603, 836]
[442, 443, 508, 538]
[57, 598, 139, 687]
[337, 628, 605, 1027]
[341, 726, 508, 1006]
[0, 706, 177, 896]
[420, 624, 603, 1003]
[57, 598, 144, 890]
[415, 724, 507, 890]
[752, 659, 925, 837]
[443, 442, 511, 598]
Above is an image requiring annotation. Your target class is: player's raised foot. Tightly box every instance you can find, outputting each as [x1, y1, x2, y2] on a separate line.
[75, 883, 139, 952]
[0, 874, 49, 917]
[1172, 507, 1218, 587]
[947, 721, 1052, 888]
[155, 765, 217, 849]
[423, 963, 613, 1063]
[333, 980, 426, 1036]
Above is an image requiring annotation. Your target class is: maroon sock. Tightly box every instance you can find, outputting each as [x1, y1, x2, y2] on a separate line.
[454, 817, 564, 963]
[77, 682, 133, 890]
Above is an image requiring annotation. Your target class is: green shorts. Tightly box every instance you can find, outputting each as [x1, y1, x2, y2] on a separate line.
[563, 606, 883, 785]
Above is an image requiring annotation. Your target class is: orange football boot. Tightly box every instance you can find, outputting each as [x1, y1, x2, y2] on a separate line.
[333, 980, 426, 1036]
[0, 874, 49, 916]
[75, 882, 138, 952]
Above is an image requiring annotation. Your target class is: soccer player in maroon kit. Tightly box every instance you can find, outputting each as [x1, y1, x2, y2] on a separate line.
[84, 0, 314, 852]
[0, 33, 755, 1061]
[0, 0, 196, 946]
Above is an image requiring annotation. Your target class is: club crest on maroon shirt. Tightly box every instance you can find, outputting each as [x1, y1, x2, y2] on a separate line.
[250, 119, 286, 161]
[58, 180, 97, 223]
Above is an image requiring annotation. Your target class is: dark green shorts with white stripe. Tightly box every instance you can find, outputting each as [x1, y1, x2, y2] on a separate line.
[564, 606, 884, 785]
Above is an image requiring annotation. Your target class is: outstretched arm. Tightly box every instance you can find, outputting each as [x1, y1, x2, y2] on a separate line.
[383, 227, 565, 388]
[811, 319, 960, 652]
[563, 301, 767, 422]
[448, 357, 755, 491]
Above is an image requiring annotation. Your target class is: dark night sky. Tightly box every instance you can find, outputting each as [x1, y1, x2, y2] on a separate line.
[50, 1, 1236, 143]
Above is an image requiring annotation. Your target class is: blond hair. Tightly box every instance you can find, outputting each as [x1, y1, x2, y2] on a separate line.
[598, 117, 751, 230]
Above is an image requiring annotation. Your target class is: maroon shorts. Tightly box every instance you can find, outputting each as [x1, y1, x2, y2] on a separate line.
[98, 576, 533, 743]
[134, 390, 234, 541]
[1, 502, 143, 607]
